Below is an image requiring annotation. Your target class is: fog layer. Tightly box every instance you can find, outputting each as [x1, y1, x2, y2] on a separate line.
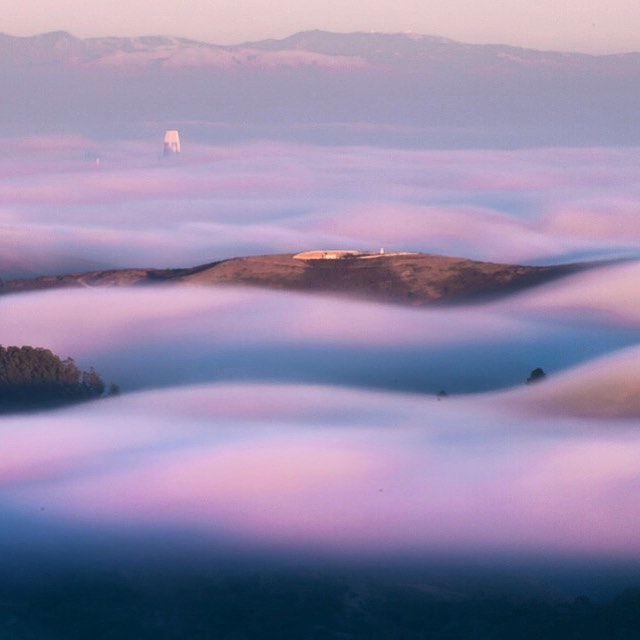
[2, 138, 639, 278]
[1, 137, 639, 566]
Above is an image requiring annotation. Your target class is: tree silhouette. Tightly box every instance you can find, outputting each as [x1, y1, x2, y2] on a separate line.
[0, 345, 114, 410]
[526, 367, 547, 384]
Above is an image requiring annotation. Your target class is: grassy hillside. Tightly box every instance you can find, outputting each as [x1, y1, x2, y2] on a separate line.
[0, 252, 583, 306]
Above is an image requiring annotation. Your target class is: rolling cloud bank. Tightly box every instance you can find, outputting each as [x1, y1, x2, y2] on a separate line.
[2, 137, 639, 277]
[1, 33, 640, 627]
[1, 136, 639, 580]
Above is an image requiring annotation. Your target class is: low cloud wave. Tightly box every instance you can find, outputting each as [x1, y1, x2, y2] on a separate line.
[2, 138, 640, 277]
[1, 381, 639, 557]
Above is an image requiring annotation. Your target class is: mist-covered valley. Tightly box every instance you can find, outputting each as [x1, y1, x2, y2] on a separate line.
[1, 42, 640, 631]
[1, 135, 639, 576]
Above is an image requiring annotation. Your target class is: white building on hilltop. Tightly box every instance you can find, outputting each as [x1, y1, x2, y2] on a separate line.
[293, 249, 416, 261]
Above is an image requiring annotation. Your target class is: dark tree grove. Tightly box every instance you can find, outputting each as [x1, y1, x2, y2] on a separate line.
[0, 345, 112, 410]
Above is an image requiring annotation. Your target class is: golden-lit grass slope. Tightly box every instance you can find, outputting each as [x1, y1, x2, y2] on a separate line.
[0, 252, 584, 306]
[175, 253, 583, 304]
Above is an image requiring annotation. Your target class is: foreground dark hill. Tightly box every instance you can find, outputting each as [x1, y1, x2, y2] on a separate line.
[0, 251, 583, 306]
[2, 564, 639, 640]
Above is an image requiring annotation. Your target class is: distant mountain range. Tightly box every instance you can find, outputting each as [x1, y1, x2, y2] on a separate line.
[2, 30, 639, 145]
[2, 29, 637, 71]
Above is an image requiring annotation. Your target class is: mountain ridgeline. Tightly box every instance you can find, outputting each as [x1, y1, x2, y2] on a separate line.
[1, 30, 639, 145]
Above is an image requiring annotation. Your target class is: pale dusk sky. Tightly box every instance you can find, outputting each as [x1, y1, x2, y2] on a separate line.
[4, 0, 640, 54]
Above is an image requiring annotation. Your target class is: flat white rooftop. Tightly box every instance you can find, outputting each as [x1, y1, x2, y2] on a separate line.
[293, 250, 418, 260]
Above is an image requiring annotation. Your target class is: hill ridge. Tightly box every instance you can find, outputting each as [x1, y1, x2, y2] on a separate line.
[0, 251, 586, 306]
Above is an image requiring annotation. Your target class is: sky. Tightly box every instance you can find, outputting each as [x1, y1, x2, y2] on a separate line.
[4, 0, 640, 53]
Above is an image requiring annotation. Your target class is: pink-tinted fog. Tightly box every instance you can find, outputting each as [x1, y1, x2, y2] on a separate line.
[2, 381, 640, 556]
[2, 138, 639, 276]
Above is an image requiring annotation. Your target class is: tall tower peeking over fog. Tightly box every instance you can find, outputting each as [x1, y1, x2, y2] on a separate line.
[163, 130, 181, 155]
